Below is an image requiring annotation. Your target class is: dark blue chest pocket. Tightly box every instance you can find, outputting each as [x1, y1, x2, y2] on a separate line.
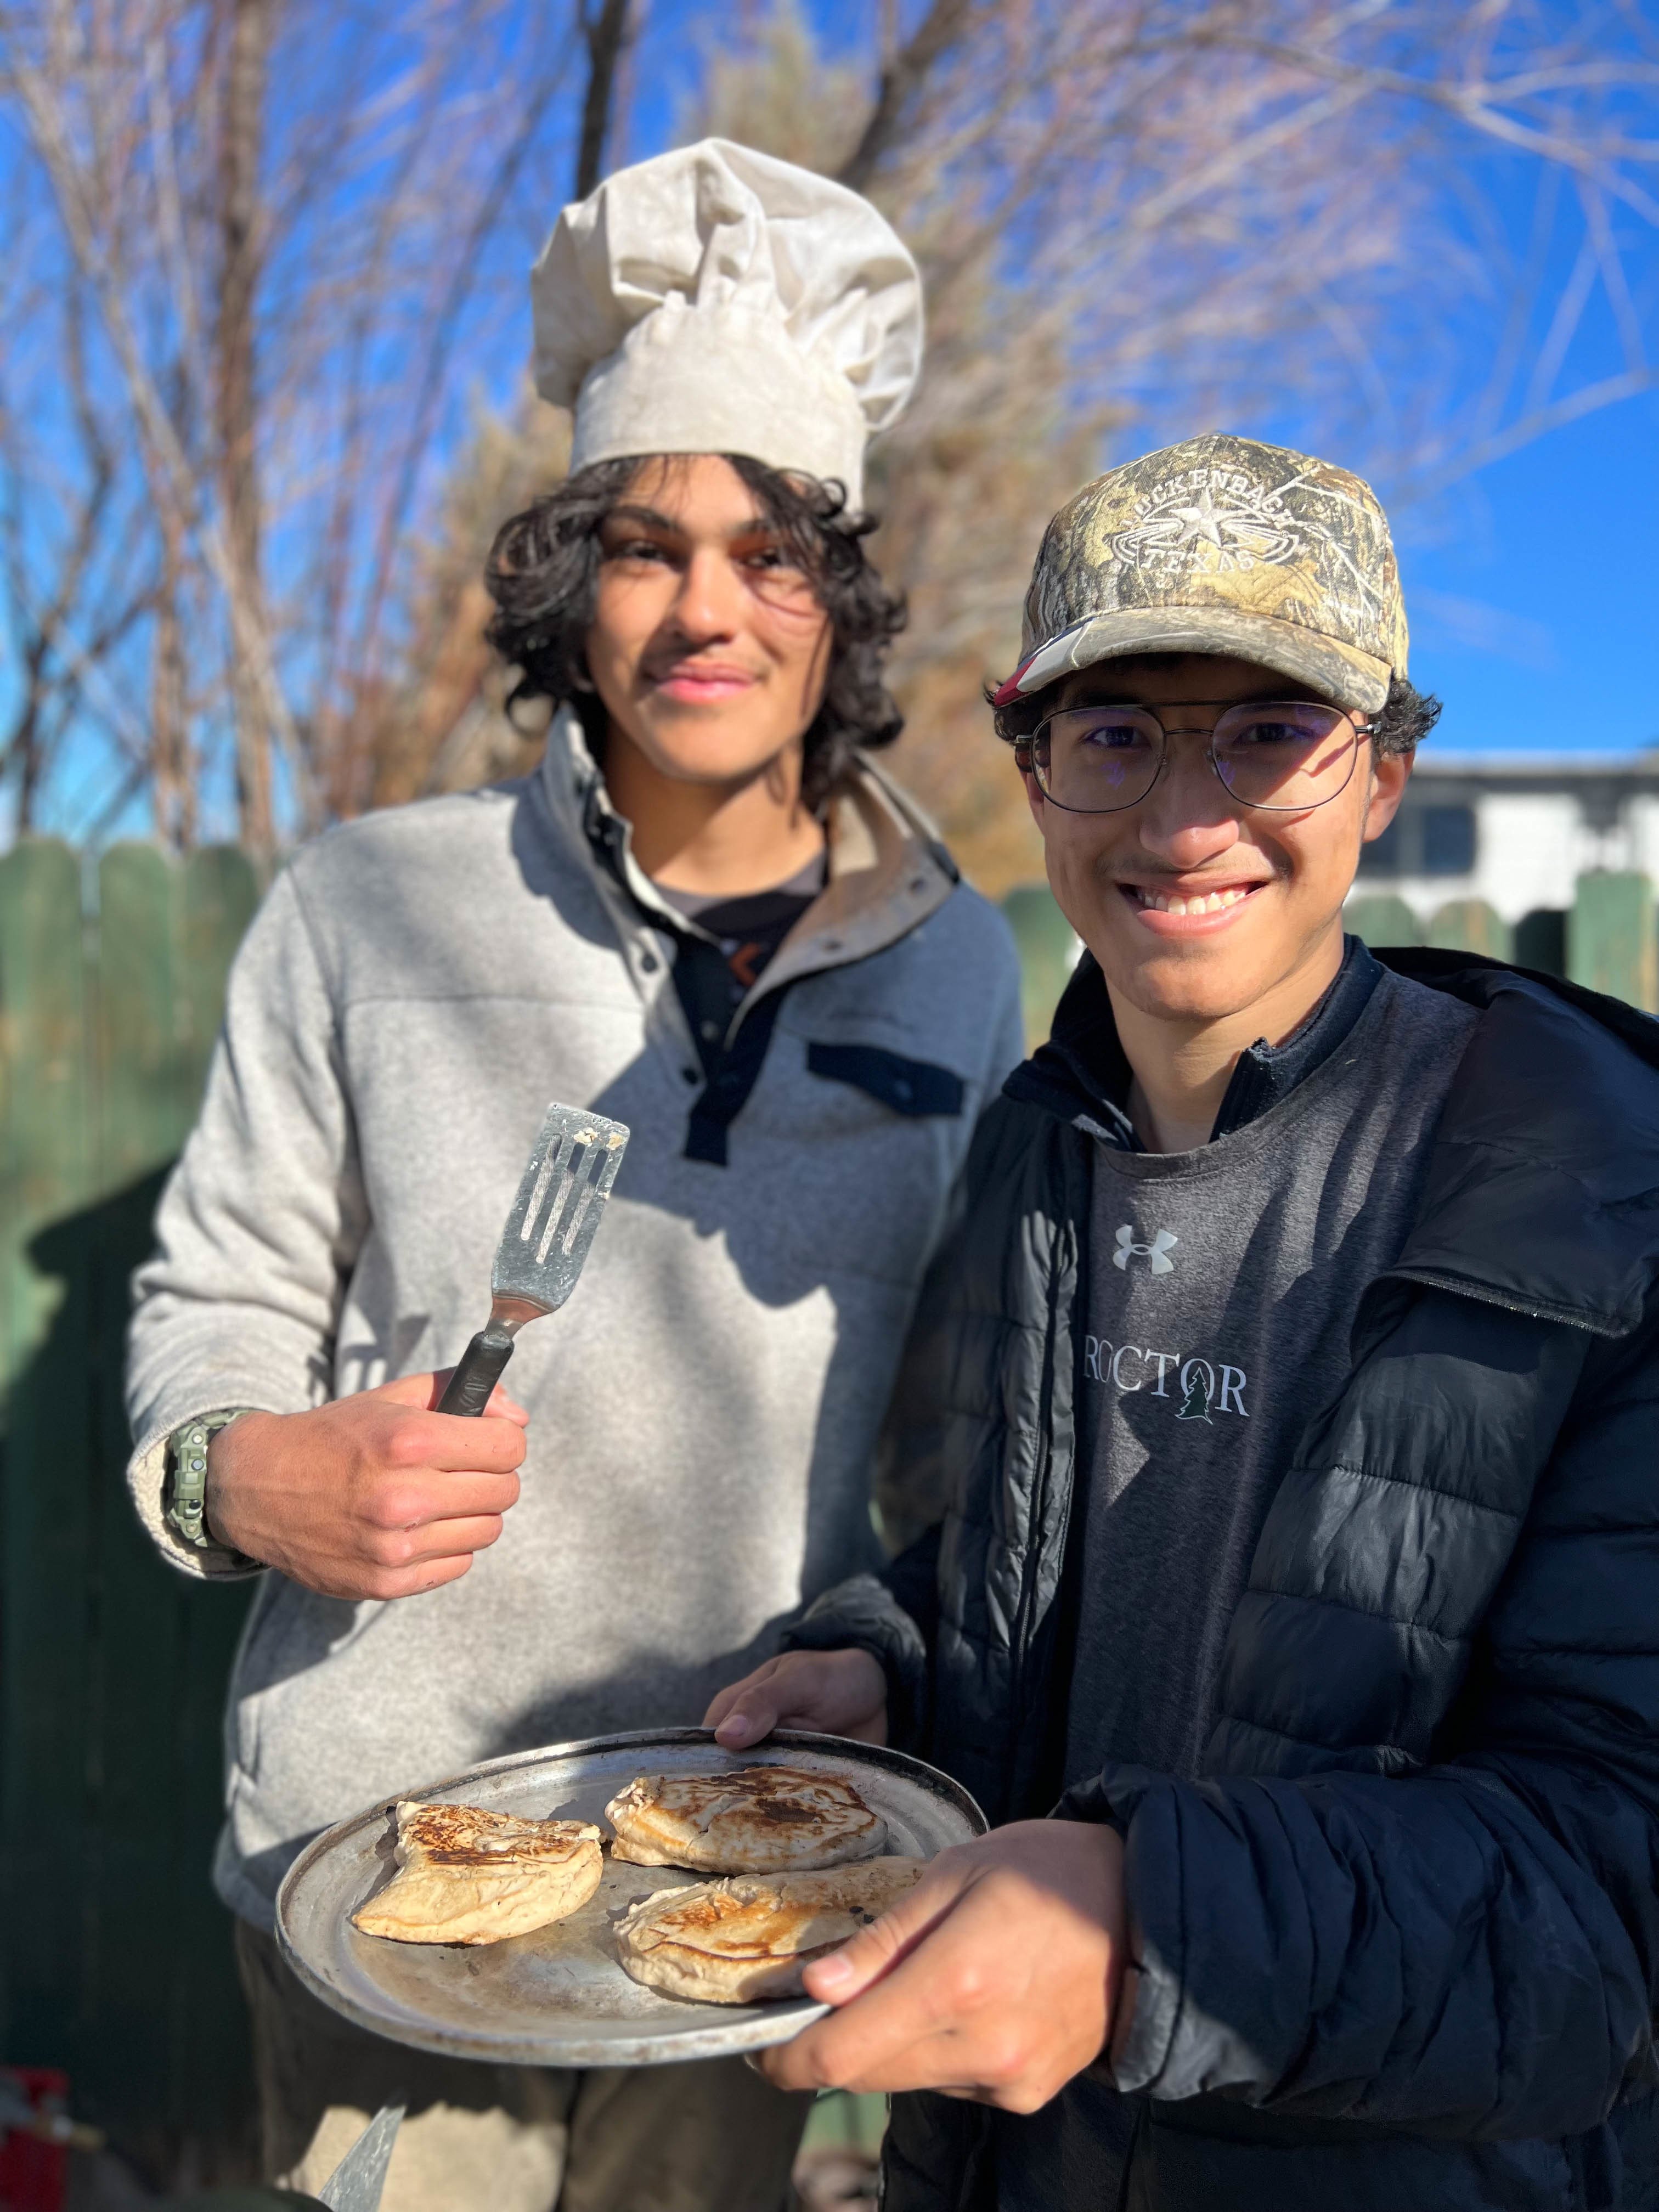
[806, 1042, 966, 1117]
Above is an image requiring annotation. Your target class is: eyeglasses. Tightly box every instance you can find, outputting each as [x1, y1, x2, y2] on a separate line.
[1014, 699, 1370, 816]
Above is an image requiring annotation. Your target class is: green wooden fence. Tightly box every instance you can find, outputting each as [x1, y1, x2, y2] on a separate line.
[1, 842, 260, 2157]
[1000, 884, 1081, 1047]
[1345, 873, 1659, 1011]
[2, 844, 1655, 2153]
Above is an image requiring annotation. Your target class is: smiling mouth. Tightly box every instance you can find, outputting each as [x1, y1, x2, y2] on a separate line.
[1124, 882, 1265, 917]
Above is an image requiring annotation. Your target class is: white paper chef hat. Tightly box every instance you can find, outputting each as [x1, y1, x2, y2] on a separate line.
[531, 139, 923, 510]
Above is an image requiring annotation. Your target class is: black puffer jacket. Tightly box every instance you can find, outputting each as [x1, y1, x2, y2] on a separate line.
[792, 951, 1659, 2212]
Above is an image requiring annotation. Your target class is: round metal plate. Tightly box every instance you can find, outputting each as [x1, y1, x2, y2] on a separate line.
[276, 1728, 985, 2067]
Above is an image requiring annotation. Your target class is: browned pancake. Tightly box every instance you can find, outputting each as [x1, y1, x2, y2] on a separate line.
[605, 1766, 886, 1872]
[352, 1800, 603, 1946]
[614, 1856, 924, 2004]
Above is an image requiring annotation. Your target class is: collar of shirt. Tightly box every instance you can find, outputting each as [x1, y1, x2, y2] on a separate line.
[1008, 935, 1383, 1150]
[1211, 934, 1383, 1139]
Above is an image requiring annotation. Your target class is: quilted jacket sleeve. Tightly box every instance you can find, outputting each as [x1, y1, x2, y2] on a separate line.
[787, 1542, 935, 1750]
[1063, 1287, 1659, 2140]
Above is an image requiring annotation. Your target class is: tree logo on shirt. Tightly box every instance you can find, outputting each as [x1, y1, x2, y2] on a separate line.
[1114, 1223, 1178, 1275]
[1176, 1372, 1212, 1423]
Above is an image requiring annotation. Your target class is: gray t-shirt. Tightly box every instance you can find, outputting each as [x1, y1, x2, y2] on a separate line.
[1062, 966, 1481, 1791]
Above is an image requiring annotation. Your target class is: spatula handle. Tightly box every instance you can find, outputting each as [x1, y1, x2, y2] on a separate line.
[438, 1323, 516, 1418]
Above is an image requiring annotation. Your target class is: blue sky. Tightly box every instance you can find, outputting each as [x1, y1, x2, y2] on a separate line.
[1396, 392, 1659, 757]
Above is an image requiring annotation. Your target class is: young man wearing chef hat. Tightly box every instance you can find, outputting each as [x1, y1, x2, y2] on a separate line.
[124, 141, 1023, 2211]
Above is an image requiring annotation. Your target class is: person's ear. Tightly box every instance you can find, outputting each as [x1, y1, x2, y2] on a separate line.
[1361, 744, 1413, 844]
[1019, 763, 1047, 833]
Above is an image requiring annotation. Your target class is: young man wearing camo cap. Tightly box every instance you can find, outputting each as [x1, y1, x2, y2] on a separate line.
[712, 431, 1659, 2209]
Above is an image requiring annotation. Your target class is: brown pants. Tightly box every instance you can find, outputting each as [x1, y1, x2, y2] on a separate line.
[235, 1922, 813, 2212]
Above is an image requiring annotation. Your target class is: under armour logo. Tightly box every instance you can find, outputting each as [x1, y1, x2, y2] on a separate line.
[1114, 1224, 1177, 1274]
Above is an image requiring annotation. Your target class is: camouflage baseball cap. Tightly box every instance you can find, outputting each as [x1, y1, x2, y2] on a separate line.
[992, 432, 1407, 716]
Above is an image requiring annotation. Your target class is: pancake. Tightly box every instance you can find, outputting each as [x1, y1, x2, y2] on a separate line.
[351, 1800, 603, 1946]
[605, 1765, 886, 1872]
[614, 1856, 924, 2004]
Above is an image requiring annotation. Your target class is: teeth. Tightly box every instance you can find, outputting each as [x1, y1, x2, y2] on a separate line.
[1132, 885, 1252, 915]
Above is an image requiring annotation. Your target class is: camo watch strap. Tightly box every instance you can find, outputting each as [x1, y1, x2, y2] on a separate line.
[165, 1409, 259, 1561]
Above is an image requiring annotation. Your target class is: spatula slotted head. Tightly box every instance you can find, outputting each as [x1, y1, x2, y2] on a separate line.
[491, 1103, 630, 1314]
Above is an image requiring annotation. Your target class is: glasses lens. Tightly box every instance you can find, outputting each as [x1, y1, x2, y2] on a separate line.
[1211, 702, 1357, 809]
[1036, 707, 1163, 812]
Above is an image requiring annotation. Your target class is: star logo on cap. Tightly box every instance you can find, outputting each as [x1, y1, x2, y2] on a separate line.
[1109, 470, 1303, 573]
[1170, 485, 1226, 547]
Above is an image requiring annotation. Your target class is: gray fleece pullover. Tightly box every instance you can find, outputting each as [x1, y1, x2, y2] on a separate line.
[125, 716, 1024, 1926]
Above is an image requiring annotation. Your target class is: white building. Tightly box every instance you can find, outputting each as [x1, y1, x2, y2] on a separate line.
[1352, 755, 1659, 938]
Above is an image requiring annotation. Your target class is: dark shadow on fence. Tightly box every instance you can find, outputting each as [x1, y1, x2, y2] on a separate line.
[1, 1165, 255, 2179]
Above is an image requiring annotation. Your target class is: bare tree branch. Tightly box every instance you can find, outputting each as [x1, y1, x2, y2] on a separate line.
[1407, 366, 1659, 499]
[575, 0, 633, 198]
[216, 0, 276, 848]
[837, 0, 983, 193]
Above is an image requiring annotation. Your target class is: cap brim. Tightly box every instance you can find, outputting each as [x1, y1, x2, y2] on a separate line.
[997, 607, 1392, 716]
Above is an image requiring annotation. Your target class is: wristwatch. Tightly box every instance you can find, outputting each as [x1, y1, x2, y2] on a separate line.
[165, 1409, 258, 1557]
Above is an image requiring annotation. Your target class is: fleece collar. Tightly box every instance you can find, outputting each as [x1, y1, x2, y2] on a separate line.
[534, 709, 960, 1012]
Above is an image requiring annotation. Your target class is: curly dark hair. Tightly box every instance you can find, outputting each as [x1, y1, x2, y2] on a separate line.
[484, 454, 907, 812]
[988, 662, 1440, 758]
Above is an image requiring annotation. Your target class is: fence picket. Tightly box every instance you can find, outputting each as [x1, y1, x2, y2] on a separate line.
[97, 845, 184, 1185]
[1000, 884, 1079, 1047]
[182, 849, 258, 1075]
[1343, 893, 1421, 949]
[0, 839, 93, 1307]
[1568, 871, 1658, 1012]
[1427, 900, 1513, 960]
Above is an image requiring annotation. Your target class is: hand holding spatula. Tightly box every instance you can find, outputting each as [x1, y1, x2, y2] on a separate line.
[201, 1102, 629, 1598]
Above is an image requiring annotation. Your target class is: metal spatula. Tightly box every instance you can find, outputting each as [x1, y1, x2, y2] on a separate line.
[437, 1102, 630, 1417]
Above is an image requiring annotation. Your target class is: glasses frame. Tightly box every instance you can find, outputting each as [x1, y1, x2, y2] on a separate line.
[1014, 698, 1374, 816]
